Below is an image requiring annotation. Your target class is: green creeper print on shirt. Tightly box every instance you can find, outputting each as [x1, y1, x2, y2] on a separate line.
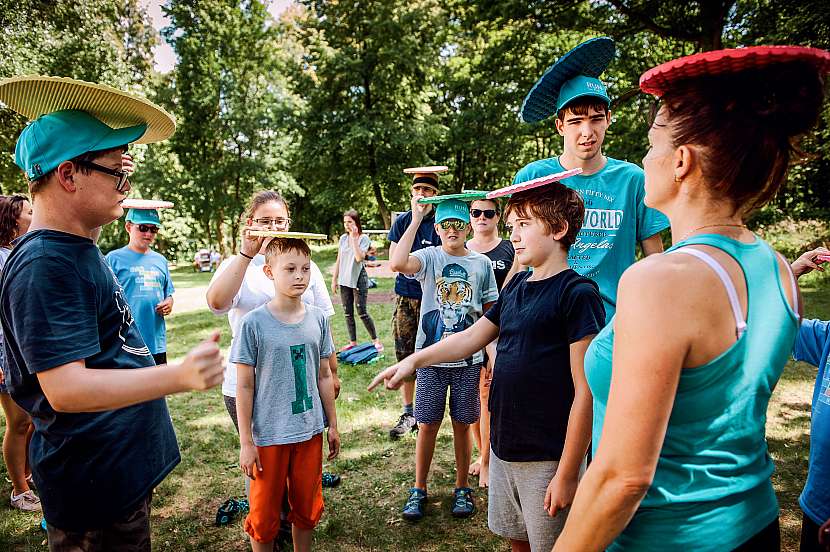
[290, 344, 314, 414]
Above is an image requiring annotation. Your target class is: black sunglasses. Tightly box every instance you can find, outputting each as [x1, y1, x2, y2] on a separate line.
[470, 209, 497, 219]
[137, 224, 159, 234]
[74, 160, 130, 192]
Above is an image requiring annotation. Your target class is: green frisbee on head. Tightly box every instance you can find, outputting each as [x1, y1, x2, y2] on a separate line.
[418, 191, 488, 204]
[246, 230, 328, 240]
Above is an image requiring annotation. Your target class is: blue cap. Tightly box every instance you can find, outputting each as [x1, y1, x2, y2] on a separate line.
[441, 263, 469, 283]
[556, 75, 610, 112]
[15, 109, 147, 180]
[435, 199, 471, 224]
[126, 208, 161, 226]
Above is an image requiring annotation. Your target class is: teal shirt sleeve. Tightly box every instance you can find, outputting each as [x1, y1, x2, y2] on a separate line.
[793, 318, 830, 366]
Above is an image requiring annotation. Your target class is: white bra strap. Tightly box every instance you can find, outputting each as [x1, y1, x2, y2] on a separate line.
[669, 247, 747, 339]
[777, 252, 800, 315]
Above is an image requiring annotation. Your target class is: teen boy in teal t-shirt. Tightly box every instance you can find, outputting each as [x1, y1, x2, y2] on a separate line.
[107, 207, 175, 365]
[513, 39, 669, 318]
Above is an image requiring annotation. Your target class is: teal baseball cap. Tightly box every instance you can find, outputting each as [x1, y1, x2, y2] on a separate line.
[521, 37, 616, 123]
[14, 110, 147, 180]
[441, 263, 469, 284]
[126, 208, 161, 227]
[556, 75, 610, 112]
[435, 199, 471, 224]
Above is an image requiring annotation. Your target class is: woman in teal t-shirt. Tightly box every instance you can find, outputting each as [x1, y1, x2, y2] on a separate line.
[553, 47, 829, 551]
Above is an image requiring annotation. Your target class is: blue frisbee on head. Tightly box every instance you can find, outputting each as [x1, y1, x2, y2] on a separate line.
[520, 37, 616, 124]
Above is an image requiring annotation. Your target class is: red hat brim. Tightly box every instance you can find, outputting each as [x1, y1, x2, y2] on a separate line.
[640, 45, 830, 97]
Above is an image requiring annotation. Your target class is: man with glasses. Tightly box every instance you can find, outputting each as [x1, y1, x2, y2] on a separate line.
[107, 204, 175, 366]
[385, 167, 444, 440]
[0, 80, 223, 550]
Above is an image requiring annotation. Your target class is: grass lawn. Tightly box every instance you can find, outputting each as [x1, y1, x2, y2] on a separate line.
[0, 250, 824, 551]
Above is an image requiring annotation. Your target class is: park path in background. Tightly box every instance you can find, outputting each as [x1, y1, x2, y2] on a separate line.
[174, 285, 210, 313]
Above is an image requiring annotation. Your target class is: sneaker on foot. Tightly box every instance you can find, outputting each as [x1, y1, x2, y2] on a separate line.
[389, 413, 417, 440]
[402, 488, 427, 521]
[322, 471, 341, 488]
[451, 487, 475, 518]
[10, 490, 41, 512]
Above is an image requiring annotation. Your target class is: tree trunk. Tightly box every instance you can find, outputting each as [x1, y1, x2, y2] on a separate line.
[215, 208, 226, 258]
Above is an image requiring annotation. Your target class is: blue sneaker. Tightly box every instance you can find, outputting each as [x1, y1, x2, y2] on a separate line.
[402, 488, 427, 521]
[451, 487, 475, 518]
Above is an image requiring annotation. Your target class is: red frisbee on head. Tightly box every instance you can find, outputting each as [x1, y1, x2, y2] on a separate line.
[640, 46, 830, 97]
[486, 168, 582, 199]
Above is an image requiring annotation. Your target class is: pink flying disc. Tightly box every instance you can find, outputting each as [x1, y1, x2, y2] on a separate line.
[121, 198, 174, 209]
[816, 254, 830, 263]
[486, 168, 582, 199]
[640, 46, 830, 97]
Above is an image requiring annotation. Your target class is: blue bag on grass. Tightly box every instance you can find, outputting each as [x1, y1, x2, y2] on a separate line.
[337, 342, 379, 365]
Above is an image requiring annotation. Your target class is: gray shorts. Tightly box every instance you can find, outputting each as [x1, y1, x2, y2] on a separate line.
[414, 363, 481, 425]
[488, 452, 579, 551]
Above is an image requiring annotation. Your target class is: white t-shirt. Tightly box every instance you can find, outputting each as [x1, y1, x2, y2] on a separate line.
[209, 253, 335, 397]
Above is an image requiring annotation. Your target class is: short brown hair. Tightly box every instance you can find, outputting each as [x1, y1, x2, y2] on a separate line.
[656, 61, 825, 215]
[504, 183, 584, 249]
[264, 237, 311, 263]
[32, 146, 127, 195]
[556, 97, 609, 121]
[245, 190, 290, 220]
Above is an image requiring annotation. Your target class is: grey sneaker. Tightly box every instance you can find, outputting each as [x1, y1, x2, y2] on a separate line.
[389, 413, 417, 440]
[10, 490, 41, 512]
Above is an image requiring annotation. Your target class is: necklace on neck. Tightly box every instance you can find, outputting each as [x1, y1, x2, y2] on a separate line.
[679, 223, 748, 242]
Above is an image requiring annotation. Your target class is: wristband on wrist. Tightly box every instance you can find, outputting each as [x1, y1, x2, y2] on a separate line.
[239, 251, 254, 260]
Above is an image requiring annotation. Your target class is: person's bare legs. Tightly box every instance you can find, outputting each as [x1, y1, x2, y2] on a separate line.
[414, 421, 441, 490]
[401, 379, 415, 412]
[469, 420, 482, 476]
[249, 538, 274, 552]
[1, 393, 33, 495]
[452, 420, 472, 489]
[292, 526, 312, 552]
[511, 539, 531, 552]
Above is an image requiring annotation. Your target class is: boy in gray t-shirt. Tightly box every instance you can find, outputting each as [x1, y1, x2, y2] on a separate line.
[388, 197, 498, 522]
[232, 238, 339, 552]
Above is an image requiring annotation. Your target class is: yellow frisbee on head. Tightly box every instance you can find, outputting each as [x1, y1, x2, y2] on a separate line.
[247, 230, 328, 240]
[122, 199, 175, 210]
[0, 75, 176, 144]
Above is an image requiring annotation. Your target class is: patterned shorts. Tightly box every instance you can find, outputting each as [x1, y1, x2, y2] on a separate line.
[414, 363, 482, 425]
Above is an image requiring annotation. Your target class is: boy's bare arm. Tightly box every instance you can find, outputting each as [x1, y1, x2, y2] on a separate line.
[544, 335, 595, 516]
[368, 316, 499, 391]
[37, 332, 223, 413]
[236, 362, 262, 479]
[318, 356, 340, 459]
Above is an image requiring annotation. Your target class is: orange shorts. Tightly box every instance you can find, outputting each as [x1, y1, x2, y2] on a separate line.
[244, 433, 324, 543]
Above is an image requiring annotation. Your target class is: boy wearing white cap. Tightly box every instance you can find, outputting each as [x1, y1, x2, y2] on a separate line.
[107, 203, 175, 365]
[515, 37, 669, 319]
[388, 195, 498, 521]
[0, 77, 223, 551]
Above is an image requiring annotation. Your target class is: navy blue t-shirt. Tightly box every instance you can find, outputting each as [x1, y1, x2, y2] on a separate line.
[481, 239, 515, 290]
[485, 269, 605, 462]
[387, 211, 440, 298]
[0, 230, 180, 530]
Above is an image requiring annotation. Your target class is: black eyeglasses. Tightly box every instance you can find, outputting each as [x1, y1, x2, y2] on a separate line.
[137, 224, 159, 234]
[470, 209, 497, 219]
[74, 160, 130, 192]
[252, 217, 291, 227]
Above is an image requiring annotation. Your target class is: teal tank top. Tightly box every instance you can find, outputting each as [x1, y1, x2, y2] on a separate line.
[585, 234, 799, 551]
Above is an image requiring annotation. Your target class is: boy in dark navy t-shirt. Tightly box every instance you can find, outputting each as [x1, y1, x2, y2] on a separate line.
[0, 89, 223, 550]
[370, 182, 604, 551]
